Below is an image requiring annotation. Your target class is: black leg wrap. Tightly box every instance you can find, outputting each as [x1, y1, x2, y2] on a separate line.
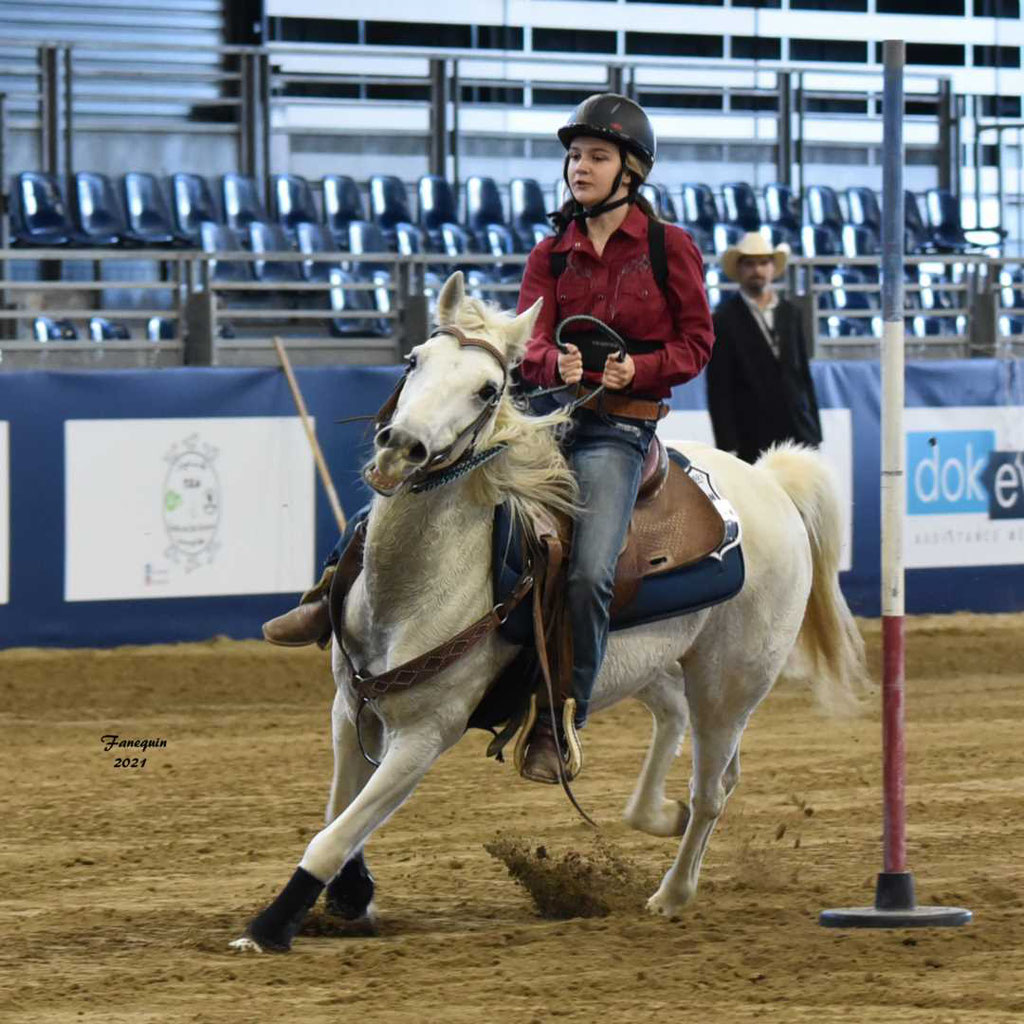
[325, 854, 376, 920]
[245, 867, 324, 952]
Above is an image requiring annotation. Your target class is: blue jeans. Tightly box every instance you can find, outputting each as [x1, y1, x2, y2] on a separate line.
[565, 411, 655, 727]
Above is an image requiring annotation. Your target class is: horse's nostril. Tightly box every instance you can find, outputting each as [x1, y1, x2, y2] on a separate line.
[377, 427, 392, 448]
[409, 441, 428, 464]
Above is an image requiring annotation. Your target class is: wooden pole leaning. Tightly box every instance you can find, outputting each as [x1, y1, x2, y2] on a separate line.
[273, 336, 348, 537]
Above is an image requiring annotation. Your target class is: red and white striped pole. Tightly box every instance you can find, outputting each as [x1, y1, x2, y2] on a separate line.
[820, 40, 970, 929]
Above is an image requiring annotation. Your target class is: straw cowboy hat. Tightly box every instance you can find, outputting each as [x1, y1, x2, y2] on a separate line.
[720, 232, 790, 282]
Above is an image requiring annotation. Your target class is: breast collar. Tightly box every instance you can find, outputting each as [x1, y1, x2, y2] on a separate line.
[364, 325, 510, 496]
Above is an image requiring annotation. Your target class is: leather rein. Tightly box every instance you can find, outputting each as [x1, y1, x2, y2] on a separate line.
[362, 325, 510, 497]
[339, 324, 535, 705]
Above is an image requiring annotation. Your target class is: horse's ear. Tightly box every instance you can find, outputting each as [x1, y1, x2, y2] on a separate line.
[436, 271, 466, 325]
[506, 296, 543, 360]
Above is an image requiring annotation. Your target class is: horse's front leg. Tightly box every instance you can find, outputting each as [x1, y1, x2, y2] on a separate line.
[323, 690, 382, 922]
[232, 717, 457, 953]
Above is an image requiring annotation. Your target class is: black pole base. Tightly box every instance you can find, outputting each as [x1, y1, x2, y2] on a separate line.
[820, 871, 972, 929]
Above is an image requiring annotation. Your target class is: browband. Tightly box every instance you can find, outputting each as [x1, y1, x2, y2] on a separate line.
[429, 325, 508, 373]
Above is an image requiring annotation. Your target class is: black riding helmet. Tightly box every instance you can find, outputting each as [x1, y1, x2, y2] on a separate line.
[556, 93, 656, 227]
[558, 93, 656, 167]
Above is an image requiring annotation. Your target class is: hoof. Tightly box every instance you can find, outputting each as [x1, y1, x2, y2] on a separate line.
[240, 866, 324, 954]
[325, 854, 376, 921]
[646, 884, 693, 920]
[229, 935, 266, 954]
[624, 799, 690, 838]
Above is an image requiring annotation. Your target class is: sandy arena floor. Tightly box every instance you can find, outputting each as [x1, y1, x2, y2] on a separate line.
[1, 613, 1022, 1023]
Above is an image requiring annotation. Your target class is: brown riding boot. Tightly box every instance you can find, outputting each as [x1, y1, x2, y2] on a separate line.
[262, 565, 335, 648]
[515, 697, 583, 785]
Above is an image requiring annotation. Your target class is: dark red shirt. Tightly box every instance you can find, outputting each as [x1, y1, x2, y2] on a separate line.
[516, 204, 714, 399]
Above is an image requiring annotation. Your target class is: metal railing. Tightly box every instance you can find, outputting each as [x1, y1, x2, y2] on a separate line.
[2, 247, 1022, 370]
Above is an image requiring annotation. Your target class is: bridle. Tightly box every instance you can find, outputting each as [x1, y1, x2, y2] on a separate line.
[363, 325, 510, 497]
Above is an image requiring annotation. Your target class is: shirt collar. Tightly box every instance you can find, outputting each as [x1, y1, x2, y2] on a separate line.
[740, 288, 779, 314]
[551, 201, 648, 253]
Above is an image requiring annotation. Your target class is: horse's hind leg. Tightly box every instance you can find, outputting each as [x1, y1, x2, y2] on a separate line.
[323, 691, 381, 921]
[646, 707, 744, 918]
[623, 665, 690, 837]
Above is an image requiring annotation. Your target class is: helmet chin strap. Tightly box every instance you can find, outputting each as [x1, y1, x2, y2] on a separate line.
[563, 146, 637, 232]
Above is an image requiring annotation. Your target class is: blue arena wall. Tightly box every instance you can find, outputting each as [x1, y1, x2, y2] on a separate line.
[0, 359, 1022, 649]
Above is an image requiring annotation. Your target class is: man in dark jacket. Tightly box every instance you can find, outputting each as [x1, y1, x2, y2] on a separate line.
[706, 232, 822, 464]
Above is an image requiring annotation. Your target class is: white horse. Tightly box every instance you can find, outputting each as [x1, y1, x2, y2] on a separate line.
[232, 272, 864, 952]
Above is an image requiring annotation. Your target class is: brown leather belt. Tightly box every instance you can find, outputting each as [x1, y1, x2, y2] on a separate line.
[574, 387, 669, 422]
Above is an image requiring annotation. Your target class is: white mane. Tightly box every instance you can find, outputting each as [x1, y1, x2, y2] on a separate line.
[446, 295, 579, 534]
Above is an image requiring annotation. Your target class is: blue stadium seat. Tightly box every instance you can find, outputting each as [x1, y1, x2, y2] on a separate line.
[199, 222, 251, 283]
[465, 175, 505, 236]
[369, 175, 414, 247]
[763, 182, 801, 252]
[721, 182, 761, 232]
[322, 175, 364, 247]
[639, 183, 677, 222]
[846, 186, 880, 235]
[170, 173, 219, 246]
[347, 220, 391, 269]
[418, 175, 458, 228]
[295, 222, 342, 283]
[146, 316, 177, 341]
[72, 172, 126, 246]
[122, 172, 178, 246]
[88, 317, 131, 341]
[910, 263, 966, 338]
[904, 191, 931, 254]
[805, 185, 844, 235]
[998, 265, 1024, 338]
[924, 188, 1005, 252]
[248, 221, 301, 284]
[221, 173, 267, 233]
[826, 267, 879, 339]
[509, 178, 551, 250]
[10, 172, 77, 246]
[680, 183, 720, 254]
[801, 223, 843, 261]
[712, 223, 744, 256]
[33, 316, 78, 341]
[482, 224, 521, 282]
[271, 174, 319, 237]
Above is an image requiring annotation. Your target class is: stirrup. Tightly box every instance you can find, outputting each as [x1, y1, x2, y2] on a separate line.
[513, 695, 583, 782]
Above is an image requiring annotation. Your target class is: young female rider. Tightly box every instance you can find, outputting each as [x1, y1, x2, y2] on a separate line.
[261, 94, 715, 788]
[514, 93, 714, 784]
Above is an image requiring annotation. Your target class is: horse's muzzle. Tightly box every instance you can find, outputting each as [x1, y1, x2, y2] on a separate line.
[365, 425, 430, 495]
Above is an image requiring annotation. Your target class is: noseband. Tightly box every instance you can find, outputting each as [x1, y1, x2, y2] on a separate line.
[364, 325, 510, 496]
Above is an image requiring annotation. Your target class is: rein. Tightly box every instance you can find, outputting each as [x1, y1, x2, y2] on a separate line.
[339, 319, 594, 823]
[363, 325, 509, 497]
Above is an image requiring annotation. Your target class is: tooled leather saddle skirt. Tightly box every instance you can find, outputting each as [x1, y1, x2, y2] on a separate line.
[493, 437, 744, 646]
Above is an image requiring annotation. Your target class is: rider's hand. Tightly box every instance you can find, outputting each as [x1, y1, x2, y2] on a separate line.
[602, 352, 635, 391]
[557, 343, 583, 385]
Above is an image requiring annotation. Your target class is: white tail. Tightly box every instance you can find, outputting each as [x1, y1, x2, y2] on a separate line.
[756, 444, 867, 714]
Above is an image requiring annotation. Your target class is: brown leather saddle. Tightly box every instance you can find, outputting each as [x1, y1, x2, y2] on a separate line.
[537, 435, 726, 620]
[611, 435, 725, 615]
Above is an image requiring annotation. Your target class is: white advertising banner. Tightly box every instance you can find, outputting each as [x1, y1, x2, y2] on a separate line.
[659, 408, 853, 571]
[65, 418, 316, 601]
[904, 405, 1024, 569]
[0, 421, 8, 605]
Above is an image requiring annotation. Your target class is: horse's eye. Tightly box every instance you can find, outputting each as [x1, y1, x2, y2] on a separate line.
[478, 382, 499, 402]
[405, 353, 418, 371]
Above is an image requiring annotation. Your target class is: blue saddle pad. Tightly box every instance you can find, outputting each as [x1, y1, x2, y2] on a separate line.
[493, 451, 744, 647]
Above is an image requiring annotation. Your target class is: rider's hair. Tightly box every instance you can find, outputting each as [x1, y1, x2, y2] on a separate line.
[550, 148, 657, 236]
